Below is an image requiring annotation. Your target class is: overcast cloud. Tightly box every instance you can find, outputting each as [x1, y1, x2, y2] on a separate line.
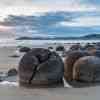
[0, 0, 100, 37]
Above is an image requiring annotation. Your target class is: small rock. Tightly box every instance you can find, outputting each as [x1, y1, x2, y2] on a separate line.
[69, 44, 81, 51]
[7, 68, 17, 77]
[19, 47, 31, 53]
[56, 46, 65, 52]
[9, 55, 20, 58]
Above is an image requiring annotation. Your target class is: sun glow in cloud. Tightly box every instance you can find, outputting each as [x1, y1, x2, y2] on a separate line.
[0, 25, 12, 32]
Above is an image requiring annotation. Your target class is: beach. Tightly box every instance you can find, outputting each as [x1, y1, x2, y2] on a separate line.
[0, 85, 99, 100]
[0, 0, 100, 99]
[0, 41, 100, 99]
[0, 46, 20, 71]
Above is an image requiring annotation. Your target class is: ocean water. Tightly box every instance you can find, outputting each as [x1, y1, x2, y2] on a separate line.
[0, 39, 100, 47]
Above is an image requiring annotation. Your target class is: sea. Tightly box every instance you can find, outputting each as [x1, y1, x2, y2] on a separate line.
[0, 39, 100, 47]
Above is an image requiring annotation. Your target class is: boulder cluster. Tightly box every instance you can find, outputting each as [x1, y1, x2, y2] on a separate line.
[64, 43, 100, 87]
[18, 42, 100, 88]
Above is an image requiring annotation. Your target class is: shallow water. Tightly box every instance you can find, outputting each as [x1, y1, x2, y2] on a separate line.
[1, 39, 100, 47]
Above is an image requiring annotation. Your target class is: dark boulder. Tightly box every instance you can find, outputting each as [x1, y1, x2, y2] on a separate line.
[56, 45, 65, 52]
[84, 44, 96, 53]
[73, 56, 100, 83]
[94, 50, 100, 57]
[96, 42, 100, 47]
[18, 48, 64, 88]
[48, 46, 53, 50]
[96, 46, 100, 50]
[64, 51, 89, 81]
[29, 48, 50, 63]
[7, 68, 17, 77]
[95, 42, 100, 50]
[69, 44, 81, 51]
[19, 47, 31, 53]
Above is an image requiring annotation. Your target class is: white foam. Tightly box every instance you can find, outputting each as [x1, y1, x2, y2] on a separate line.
[63, 77, 72, 88]
[0, 81, 19, 87]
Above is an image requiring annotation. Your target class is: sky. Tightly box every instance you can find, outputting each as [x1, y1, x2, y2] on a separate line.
[0, 0, 100, 37]
[0, 0, 99, 18]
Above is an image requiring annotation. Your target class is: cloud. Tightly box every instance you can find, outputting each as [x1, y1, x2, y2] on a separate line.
[0, 0, 100, 38]
[0, 0, 32, 6]
[80, 0, 100, 5]
[0, 0, 98, 21]
[59, 16, 100, 27]
[0, 11, 100, 37]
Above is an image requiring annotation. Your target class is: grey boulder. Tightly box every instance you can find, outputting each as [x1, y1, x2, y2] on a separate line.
[18, 48, 64, 87]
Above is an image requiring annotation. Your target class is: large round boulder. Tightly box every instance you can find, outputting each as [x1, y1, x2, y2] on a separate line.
[64, 51, 89, 81]
[73, 56, 100, 83]
[18, 48, 64, 88]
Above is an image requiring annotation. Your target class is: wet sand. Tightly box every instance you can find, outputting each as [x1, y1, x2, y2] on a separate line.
[0, 46, 20, 71]
[0, 85, 99, 100]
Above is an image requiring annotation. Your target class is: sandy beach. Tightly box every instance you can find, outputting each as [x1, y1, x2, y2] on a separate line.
[0, 45, 99, 99]
[0, 85, 99, 100]
[0, 46, 20, 71]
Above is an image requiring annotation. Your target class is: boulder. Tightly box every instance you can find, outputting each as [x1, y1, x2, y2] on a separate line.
[95, 42, 100, 50]
[84, 44, 96, 54]
[7, 68, 17, 77]
[64, 51, 89, 81]
[19, 47, 31, 53]
[18, 48, 64, 87]
[73, 56, 100, 83]
[48, 46, 53, 50]
[89, 50, 100, 57]
[56, 46, 65, 52]
[69, 44, 81, 51]
[96, 42, 100, 47]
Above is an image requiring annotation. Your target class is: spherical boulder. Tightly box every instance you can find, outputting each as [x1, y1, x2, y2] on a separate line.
[64, 51, 89, 81]
[18, 48, 64, 88]
[7, 68, 17, 77]
[73, 56, 100, 83]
